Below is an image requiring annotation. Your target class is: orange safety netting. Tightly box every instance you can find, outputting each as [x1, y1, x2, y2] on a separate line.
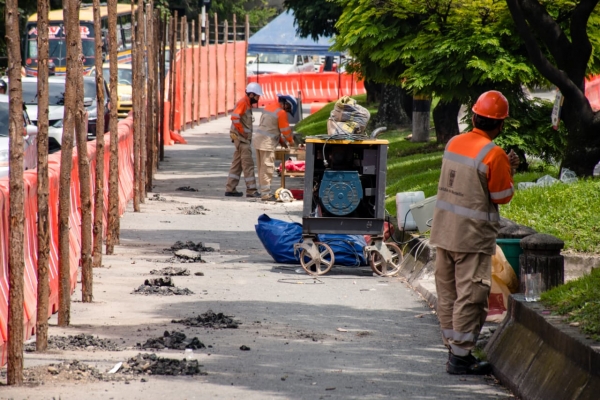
[0, 116, 135, 365]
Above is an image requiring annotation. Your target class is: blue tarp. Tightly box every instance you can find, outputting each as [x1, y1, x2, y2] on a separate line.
[248, 11, 340, 56]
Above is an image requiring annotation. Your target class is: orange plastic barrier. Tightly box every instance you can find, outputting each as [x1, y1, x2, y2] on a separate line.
[248, 72, 366, 109]
[0, 116, 135, 365]
[585, 76, 600, 111]
[164, 41, 247, 145]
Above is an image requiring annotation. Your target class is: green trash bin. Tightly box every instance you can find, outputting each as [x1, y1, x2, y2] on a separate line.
[496, 238, 522, 280]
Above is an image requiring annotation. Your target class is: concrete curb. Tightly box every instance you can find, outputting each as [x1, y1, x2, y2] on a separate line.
[401, 237, 600, 400]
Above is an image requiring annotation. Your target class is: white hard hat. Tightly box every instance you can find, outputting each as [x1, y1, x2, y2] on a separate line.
[246, 82, 264, 96]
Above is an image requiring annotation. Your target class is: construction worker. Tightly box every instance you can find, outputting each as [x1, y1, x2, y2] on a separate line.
[225, 82, 263, 198]
[253, 94, 297, 201]
[429, 90, 520, 375]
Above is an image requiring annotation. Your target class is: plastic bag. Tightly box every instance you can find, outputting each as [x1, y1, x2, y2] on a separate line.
[255, 214, 302, 264]
[487, 245, 520, 323]
[316, 234, 368, 267]
[560, 168, 578, 183]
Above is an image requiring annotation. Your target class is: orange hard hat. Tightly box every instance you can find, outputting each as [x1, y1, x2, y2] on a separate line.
[472, 90, 509, 119]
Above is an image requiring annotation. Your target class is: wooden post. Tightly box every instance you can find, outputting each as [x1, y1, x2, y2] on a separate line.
[138, 0, 146, 202]
[35, 0, 51, 352]
[58, 0, 82, 327]
[146, 3, 155, 190]
[91, 0, 106, 272]
[245, 15, 249, 81]
[169, 12, 177, 134]
[182, 16, 187, 131]
[6, 0, 25, 384]
[191, 19, 196, 127]
[224, 19, 228, 115]
[197, 14, 202, 123]
[76, 17, 93, 304]
[106, 0, 120, 254]
[132, 1, 140, 212]
[159, 15, 167, 161]
[214, 13, 219, 116]
[233, 14, 237, 105]
[206, 16, 211, 120]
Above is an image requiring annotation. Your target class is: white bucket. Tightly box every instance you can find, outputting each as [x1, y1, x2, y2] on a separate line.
[396, 191, 425, 231]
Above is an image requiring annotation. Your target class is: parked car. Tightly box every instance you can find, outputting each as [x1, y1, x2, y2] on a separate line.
[246, 53, 315, 75]
[97, 62, 132, 118]
[82, 75, 111, 136]
[0, 94, 38, 177]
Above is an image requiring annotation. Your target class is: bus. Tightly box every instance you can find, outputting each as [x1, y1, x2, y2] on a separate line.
[23, 3, 136, 76]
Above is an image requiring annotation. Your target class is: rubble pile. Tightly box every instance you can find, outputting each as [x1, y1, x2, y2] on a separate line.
[172, 310, 240, 329]
[0, 360, 124, 384]
[120, 353, 205, 376]
[178, 205, 209, 215]
[25, 334, 121, 352]
[133, 277, 194, 296]
[169, 241, 215, 253]
[149, 266, 190, 276]
[138, 330, 206, 350]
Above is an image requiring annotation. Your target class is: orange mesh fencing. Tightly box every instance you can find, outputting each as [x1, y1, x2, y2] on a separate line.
[0, 116, 135, 365]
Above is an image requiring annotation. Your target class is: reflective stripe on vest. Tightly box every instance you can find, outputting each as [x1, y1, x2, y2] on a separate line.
[436, 199, 499, 221]
[255, 128, 280, 139]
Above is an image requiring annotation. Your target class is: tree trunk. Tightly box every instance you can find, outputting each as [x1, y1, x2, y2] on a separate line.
[6, 0, 25, 384]
[169, 12, 177, 133]
[35, 0, 51, 353]
[371, 84, 411, 129]
[146, 5, 156, 191]
[106, 0, 120, 254]
[432, 99, 461, 144]
[560, 100, 600, 176]
[182, 16, 188, 130]
[363, 80, 382, 105]
[132, 2, 140, 212]
[411, 95, 431, 142]
[138, 2, 147, 203]
[58, 0, 80, 328]
[76, 29, 93, 304]
[92, 0, 106, 269]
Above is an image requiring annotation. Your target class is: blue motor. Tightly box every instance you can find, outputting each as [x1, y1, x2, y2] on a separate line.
[318, 171, 363, 216]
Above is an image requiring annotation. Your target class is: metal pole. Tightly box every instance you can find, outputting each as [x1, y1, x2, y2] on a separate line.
[201, 5, 206, 46]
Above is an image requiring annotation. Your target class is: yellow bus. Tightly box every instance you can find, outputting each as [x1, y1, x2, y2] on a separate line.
[23, 3, 136, 76]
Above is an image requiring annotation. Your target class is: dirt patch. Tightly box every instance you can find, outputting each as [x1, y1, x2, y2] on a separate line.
[168, 241, 215, 253]
[137, 330, 206, 350]
[178, 205, 209, 215]
[172, 310, 240, 329]
[24, 334, 122, 352]
[132, 277, 194, 296]
[149, 267, 191, 276]
[176, 186, 198, 192]
[0, 360, 127, 386]
[119, 353, 205, 376]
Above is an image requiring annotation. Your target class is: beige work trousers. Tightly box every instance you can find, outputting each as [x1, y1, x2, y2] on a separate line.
[256, 149, 275, 198]
[225, 139, 257, 195]
[434, 248, 492, 357]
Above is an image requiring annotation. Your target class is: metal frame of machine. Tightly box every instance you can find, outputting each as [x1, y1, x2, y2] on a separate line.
[294, 137, 403, 276]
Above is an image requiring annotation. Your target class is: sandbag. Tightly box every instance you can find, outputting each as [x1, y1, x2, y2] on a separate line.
[486, 245, 520, 323]
[327, 96, 370, 136]
[255, 214, 302, 264]
[317, 234, 368, 267]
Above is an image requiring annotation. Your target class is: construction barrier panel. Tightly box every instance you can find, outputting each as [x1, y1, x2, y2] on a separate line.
[0, 116, 135, 365]
[247, 72, 366, 109]
[586, 75, 600, 111]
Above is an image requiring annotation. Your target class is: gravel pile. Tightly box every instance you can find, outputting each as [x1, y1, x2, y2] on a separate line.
[120, 353, 205, 376]
[169, 241, 215, 253]
[149, 267, 191, 276]
[172, 310, 240, 329]
[25, 334, 121, 352]
[0, 360, 125, 384]
[178, 205, 209, 215]
[133, 277, 194, 296]
[137, 330, 206, 350]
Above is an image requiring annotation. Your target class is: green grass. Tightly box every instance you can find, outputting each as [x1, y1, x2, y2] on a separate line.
[541, 268, 600, 341]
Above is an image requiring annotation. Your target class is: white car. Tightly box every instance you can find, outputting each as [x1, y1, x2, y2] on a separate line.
[0, 94, 38, 178]
[247, 53, 315, 75]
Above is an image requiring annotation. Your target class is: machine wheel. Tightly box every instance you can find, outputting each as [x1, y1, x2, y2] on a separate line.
[300, 242, 334, 276]
[369, 242, 403, 277]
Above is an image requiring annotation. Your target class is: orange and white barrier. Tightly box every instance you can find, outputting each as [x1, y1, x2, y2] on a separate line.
[0, 116, 135, 365]
[586, 76, 600, 111]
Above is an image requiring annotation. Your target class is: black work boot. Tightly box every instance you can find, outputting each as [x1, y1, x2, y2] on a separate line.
[446, 352, 492, 375]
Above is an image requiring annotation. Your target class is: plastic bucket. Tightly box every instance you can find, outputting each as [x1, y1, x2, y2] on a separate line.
[496, 238, 522, 280]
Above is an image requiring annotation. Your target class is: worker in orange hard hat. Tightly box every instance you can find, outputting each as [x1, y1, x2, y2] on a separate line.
[224, 82, 263, 198]
[429, 90, 520, 375]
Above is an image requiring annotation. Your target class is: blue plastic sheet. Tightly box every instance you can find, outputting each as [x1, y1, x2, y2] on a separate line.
[255, 214, 369, 267]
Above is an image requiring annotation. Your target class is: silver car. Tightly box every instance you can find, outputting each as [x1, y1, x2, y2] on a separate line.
[0, 94, 38, 178]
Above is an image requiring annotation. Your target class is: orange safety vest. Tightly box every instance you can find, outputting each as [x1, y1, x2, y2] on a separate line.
[230, 96, 253, 143]
[429, 128, 514, 255]
[253, 103, 294, 151]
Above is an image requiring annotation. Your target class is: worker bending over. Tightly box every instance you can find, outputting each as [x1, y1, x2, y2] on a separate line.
[429, 90, 520, 375]
[253, 94, 297, 202]
[225, 82, 262, 198]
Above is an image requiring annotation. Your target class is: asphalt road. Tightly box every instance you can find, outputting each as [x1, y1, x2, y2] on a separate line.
[0, 116, 513, 399]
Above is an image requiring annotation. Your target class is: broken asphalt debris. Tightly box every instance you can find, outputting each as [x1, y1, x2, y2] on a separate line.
[149, 193, 167, 202]
[173, 249, 204, 263]
[120, 353, 205, 376]
[137, 331, 206, 350]
[0, 360, 125, 385]
[172, 310, 240, 329]
[169, 241, 215, 253]
[178, 205, 209, 215]
[239, 345, 251, 351]
[149, 266, 191, 276]
[176, 186, 198, 192]
[24, 334, 121, 352]
[132, 276, 194, 296]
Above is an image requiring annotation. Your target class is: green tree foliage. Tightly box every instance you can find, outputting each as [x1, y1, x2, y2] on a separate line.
[283, 0, 342, 40]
